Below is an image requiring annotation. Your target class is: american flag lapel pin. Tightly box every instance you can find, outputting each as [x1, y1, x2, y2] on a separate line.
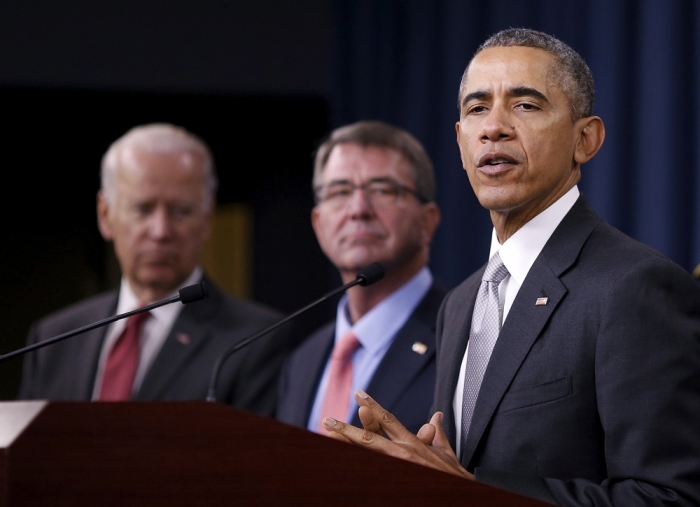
[176, 333, 191, 345]
[535, 297, 549, 306]
[412, 342, 428, 355]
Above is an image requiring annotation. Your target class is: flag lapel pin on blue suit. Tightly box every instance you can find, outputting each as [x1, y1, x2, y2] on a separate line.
[176, 333, 191, 345]
[535, 297, 549, 306]
[412, 342, 428, 355]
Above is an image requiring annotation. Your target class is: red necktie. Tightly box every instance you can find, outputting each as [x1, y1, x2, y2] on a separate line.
[317, 331, 362, 433]
[99, 310, 151, 401]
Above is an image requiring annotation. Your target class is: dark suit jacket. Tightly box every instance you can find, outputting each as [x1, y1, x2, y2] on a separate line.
[18, 278, 291, 417]
[434, 196, 700, 505]
[277, 282, 446, 434]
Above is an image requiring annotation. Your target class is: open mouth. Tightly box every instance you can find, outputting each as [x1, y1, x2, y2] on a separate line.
[477, 152, 519, 175]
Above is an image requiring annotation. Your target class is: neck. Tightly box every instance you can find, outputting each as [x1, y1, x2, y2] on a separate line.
[492, 175, 578, 243]
[129, 281, 178, 305]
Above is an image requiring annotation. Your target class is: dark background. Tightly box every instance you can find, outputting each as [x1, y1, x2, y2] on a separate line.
[0, 1, 334, 398]
[3, 1, 700, 399]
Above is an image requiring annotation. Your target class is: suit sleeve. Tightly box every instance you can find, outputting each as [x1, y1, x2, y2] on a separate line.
[475, 257, 700, 506]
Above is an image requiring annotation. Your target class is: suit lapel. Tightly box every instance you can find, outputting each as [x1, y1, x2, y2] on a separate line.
[293, 327, 335, 427]
[358, 284, 444, 426]
[73, 293, 118, 398]
[461, 261, 567, 465]
[461, 195, 601, 467]
[135, 280, 220, 400]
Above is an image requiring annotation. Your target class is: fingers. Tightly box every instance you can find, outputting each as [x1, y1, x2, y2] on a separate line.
[322, 416, 401, 456]
[429, 412, 452, 451]
[353, 390, 413, 441]
[416, 422, 436, 445]
[358, 405, 382, 434]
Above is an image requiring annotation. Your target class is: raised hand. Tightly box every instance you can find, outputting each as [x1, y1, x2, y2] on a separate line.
[322, 390, 474, 480]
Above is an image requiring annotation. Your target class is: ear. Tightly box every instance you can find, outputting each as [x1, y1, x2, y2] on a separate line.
[573, 116, 605, 165]
[421, 202, 441, 245]
[455, 121, 467, 165]
[310, 206, 328, 252]
[96, 191, 114, 241]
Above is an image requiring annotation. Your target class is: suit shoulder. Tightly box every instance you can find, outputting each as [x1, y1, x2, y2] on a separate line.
[32, 290, 117, 333]
[289, 321, 335, 359]
[579, 221, 693, 281]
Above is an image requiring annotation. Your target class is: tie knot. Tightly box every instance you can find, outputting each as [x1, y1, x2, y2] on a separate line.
[483, 251, 509, 284]
[332, 331, 362, 360]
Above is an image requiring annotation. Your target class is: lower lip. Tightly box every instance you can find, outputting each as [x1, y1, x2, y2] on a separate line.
[478, 163, 515, 176]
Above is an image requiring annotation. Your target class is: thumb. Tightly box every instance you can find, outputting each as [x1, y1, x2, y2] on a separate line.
[429, 412, 454, 452]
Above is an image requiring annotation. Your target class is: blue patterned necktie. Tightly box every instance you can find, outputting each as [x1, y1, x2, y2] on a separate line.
[460, 251, 509, 453]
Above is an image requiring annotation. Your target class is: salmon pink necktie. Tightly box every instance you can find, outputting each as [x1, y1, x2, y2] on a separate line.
[317, 330, 362, 433]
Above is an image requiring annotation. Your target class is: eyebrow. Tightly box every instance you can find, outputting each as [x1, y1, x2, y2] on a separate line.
[461, 86, 551, 108]
[324, 177, 399, 187]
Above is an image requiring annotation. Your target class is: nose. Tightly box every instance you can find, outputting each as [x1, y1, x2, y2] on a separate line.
[345, 185, 375, 218]
[147, 207, 174, 239]
[480, 104, 515, 143]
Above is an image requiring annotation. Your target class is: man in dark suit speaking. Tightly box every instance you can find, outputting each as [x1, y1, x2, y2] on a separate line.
[277, 121, 444, 435]
[322, 30, 700, 505]
[18, 123, 290, 416]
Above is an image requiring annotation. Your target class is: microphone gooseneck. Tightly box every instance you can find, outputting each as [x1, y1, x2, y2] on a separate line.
[206, 263, 385, 403]
[0, 282, 209, 364]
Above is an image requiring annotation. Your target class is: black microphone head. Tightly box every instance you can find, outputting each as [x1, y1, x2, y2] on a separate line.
[356, 263, 385, 286]
[179, 282, 209, 304]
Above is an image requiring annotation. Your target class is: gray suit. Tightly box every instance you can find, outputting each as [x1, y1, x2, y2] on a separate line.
[435, 196, 700, 505]
[18, 278, 291, 417]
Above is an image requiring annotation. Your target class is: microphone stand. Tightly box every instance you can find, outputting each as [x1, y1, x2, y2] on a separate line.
[0, 282, 208, 364]
[206, 263, 384, 402]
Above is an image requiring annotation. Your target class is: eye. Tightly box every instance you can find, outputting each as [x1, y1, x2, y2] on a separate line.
[169, 205, 195, 220]
[132, 202, 155, 218]
[516, 102, 539, 111]
[326, 185, 353, 200]
[368, 182, 398, 197]
[467, 104, 488, 115]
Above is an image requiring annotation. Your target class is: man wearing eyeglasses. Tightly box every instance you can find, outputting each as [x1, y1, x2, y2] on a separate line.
[276, 120, 444, 435]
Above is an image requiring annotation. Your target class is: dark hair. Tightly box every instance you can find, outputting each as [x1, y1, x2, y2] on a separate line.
[313, 120, 436, 201]
[459, 28, 594, 120]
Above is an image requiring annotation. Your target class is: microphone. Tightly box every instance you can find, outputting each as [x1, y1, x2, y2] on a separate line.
[0, 281, 209, 364]
[206, 262, 385, 402]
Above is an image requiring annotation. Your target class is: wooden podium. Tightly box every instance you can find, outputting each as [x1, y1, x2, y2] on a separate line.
[0, 401, 548, 506]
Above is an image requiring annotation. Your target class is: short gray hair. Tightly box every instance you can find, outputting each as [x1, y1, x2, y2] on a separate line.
[101, 123, 218, 209]
[459, 28, 594, 121]
[313, 120, 436, 201]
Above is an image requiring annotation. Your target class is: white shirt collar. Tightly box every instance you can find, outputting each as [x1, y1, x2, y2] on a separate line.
[116, 266, 204, 324]
[490, 186, 579, 285]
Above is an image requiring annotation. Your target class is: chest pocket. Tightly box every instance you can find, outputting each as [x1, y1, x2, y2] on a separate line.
[497, 375, 572, 414]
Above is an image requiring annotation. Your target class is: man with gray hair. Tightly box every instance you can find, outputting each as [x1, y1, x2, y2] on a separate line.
[277, 120, 445, 435]
[19, 123, 290, 415]
[323, 30, 700, 506]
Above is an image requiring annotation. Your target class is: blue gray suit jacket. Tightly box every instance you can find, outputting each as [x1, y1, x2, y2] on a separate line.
[18, 278, 291, 417]
[434, 195, 700, 505]
[277, 282, 446, 434]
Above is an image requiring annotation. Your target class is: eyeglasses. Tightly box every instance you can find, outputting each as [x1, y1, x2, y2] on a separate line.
[314, 178, 429, 209]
